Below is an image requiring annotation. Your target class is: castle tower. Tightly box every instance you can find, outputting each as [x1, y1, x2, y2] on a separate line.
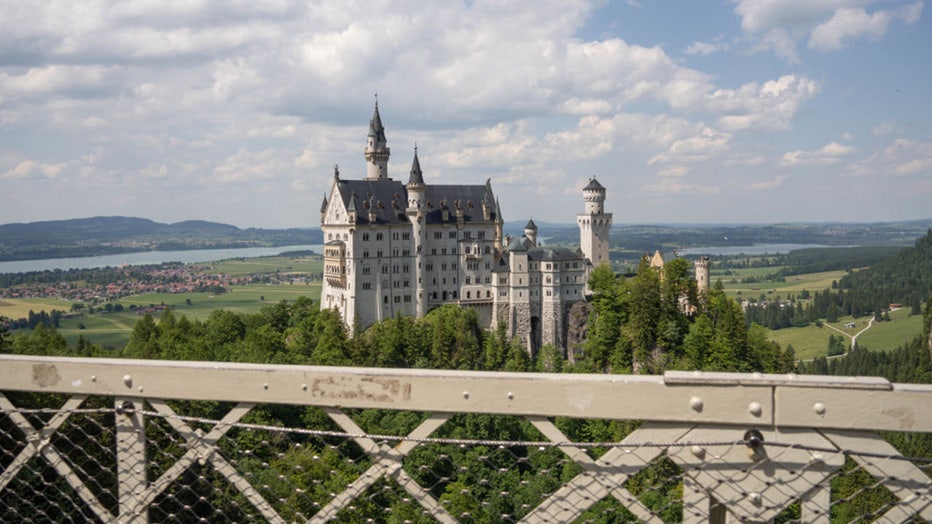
[695, 255, 710, 293]
[576, 177, 612, 265]
[406, 147, 427, 317]
[524, 219, 538, 247]
[365, 100, 390, 180]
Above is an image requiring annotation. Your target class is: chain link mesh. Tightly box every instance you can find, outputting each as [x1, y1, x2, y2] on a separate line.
[1, 391, 930, 523]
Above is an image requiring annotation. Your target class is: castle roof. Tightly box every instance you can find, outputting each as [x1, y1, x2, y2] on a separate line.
[368, 102, 387, 143]
[331, 179, 496, 225]
[505, 236, 528, 252]
[525, 218, 537, 230]
[583, 177, 605, 191]
[407, 148, 424, 186]
[528, 247, 583, 262]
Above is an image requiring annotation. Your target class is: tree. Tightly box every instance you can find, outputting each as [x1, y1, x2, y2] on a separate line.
[624, 257, 661, 373]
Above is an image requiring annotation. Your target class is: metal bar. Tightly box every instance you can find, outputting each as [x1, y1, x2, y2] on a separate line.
[821, 430, 932, 521]
[776, 385, 932, 432]
[0, 355, 773, 426]
[116, 398, 147, 524]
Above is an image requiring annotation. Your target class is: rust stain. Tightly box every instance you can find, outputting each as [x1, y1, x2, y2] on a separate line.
[32, 364, 60, 388]
[310, 376, 412, 403]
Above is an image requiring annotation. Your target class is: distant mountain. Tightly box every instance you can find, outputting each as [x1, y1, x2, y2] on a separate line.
[0, 216, 322, 262]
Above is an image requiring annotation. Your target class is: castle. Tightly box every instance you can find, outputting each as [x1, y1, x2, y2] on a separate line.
[319, 102, 613, 354]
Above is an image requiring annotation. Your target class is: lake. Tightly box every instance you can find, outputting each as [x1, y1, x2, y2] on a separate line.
[678, 243, 832, 256]
[0, 245, 324, 274]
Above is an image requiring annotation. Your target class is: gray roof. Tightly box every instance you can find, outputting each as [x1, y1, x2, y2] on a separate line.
[528, 247, 584, 262]
[525, 218, 537, 230]
[368, 103, 387, 143]
[408, 149, 424, 186]
[332, 179, 497, 225]
[583, 177, 605, 191]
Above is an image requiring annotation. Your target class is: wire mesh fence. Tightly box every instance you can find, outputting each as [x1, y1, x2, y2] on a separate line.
[1, 390, 930, 523]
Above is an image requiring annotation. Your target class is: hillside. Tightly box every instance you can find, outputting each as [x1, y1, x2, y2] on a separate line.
[0, 216, 322, 262]
[836, 228, 932, 313]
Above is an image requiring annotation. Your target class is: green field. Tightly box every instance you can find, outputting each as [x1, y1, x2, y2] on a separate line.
[53, 282, 323, 348]
[715, 267, 847, 300]
[2, 255, 326, 349]
[766, 308, 924, 361]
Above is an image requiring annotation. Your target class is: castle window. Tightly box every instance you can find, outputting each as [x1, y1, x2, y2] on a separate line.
[484, 246, 490, 254]
[362, 282, 371, 290]
[384, 295, 388, 304]
[486, 290, 490, 298]
[404, 280, 410, 287]
[452, 291, 458, 299]
[432, 248, 437, 255]
[363, 266, 371, 275]
[382, 265, 388, 274]
[393, 249, 399, 257]
[464, 231, 472, 238]
[452, 263, 457, 270]
[426, 263, 433, 271]
[466, 291, 471, 298]
[363, 233, 369, 241]
[363, 251, 369, 258]
[546, 290, 552, 297]
[434, 232, 442, 239]
[393, 232, 399, 240]
[403, 264, 409, 272]
[465, 277, 471, 284]
[377, 250, 383, 257]
[485, 276, 491, 284]
[442, 248, 447, 255]
[449, 231, 457, 239]
[478, 231, 486, 239]
[404, 295, 411, 302]
[485, 262, 491, 269]
[394, 296, 400, 303]
[376, 233, 383, 240]
[393, 265, 399, 273]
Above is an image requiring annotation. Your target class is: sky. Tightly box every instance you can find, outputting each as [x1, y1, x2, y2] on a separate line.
[1, 0, 930, 229]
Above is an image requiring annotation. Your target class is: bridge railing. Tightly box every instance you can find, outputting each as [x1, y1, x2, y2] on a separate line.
[1, 354, 930, 522]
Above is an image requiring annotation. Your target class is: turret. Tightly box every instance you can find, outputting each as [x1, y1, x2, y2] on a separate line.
[365, 100, 390, 180]
[524, 219, 538, 247]
[577, 177, 612, 265]
[695, 255, 710, 293]
[406, 147, 427, 317]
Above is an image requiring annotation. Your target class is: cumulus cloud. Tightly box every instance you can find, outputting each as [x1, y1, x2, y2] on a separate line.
[844, 138, 932, 177]
[781, 141, 855, 166]
[642, 177, 720, 195]
[1, 159, 66, 179]
[732, 0, 924, 60]
[748, 174, 789, 190]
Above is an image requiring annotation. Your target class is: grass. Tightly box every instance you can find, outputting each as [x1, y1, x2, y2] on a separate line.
[203, 255, 323, 277]
[766, 308, 924, 361]
[52, 282, 323, 349]
[0, 297, 73, 319]
[718, 268, 846, 300]
[855, 308, 925, 351]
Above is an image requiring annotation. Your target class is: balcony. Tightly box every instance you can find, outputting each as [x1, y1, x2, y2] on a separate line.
[1, 354, 930, 522]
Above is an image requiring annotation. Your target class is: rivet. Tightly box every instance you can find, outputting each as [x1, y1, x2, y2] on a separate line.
[748, 402, 763, 417]
[462, 391, 469, 399]
[91, 375, 97, 382]
[507, 392, 514, 400]
[137, 386, 144, 393]
[263, 383, 269, 390]
[122, 375, 133, 388]
[690, 445, 705, 459]
[301, 384, 307, 391]
[689, 396, 703, 412]
[748, 492, 762, 505]
[814, 402, 826, 416]
[811, 452, 824, 463]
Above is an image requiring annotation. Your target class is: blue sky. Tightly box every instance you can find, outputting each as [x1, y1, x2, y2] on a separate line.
[1, 0, 929, 228]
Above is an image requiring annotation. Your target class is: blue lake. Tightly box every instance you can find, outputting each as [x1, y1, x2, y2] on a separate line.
[0, 245, 323, 274]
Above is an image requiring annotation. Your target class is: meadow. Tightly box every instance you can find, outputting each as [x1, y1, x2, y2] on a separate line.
[716, 266, 924, 360]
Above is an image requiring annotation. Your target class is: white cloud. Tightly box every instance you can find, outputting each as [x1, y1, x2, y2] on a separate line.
[712, 75, 821, 130]
[808, 7, 891, 50]
[873, 121, 904, 136]
[642, 177, 720, 195]
[732, 0, 924, 59]
[748, 174, 789, 190]
[781, 141, 855, 166]
[1, 159, 66, 179]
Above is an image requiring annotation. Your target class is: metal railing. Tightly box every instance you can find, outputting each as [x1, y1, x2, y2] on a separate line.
[1, 355, 930, 522]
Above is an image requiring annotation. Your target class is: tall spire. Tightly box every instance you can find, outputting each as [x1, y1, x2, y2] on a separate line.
[408, 144, 424, 186]
[365, 96, 391, 180]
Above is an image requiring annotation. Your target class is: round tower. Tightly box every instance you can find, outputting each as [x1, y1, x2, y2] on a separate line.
[406, 147, 427, 317]
[695, 255, 710, 293]
[365, 100, 390, 180]
[577, 177, 612, 265]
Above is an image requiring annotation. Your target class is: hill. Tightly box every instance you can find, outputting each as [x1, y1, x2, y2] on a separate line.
[836, 228, 932, 313]
[0, 216, 322, 262]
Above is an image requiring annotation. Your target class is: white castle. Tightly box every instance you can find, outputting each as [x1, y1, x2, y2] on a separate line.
[320, 102, 612, 354]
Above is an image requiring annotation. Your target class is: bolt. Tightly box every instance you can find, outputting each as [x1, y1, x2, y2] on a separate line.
[263, 383, 269, 390]
[122, 375, 133, 388]
[748, 492, 762, 505]
[507, 392, 514, 400]
[462, 391, 469, 399]
[814, 402, 826, 416]
[91, 375, 97, 382]
[690, 445, 705, 459]
[748, 401, 763, 417]
[689, 396, 703, 412]
[301, 384, 307, 391]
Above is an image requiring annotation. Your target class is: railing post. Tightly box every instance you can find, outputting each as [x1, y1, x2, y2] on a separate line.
[115, 399, 148, 524]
